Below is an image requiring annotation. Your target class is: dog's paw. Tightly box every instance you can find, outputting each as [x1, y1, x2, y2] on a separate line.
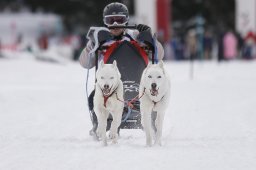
[103, 139, 108, 146]
[109, 131, 117, 140]
[146, 143, 152, 147]
[146, 138, 153, 147]
[154, 141, 162, 146]
[96, 130, 102, 139]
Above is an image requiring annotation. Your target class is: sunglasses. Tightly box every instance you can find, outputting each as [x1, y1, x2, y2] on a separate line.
[104, 15, 128, 26]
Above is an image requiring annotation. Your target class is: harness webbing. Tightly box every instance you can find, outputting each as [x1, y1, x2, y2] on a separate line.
[102, 40, 149, 65]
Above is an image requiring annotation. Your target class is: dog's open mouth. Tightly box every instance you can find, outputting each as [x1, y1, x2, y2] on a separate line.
[102, 88, 111, 96]
[150, 88, 159, 96]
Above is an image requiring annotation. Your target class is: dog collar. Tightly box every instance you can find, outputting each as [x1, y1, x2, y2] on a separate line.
[103, 93, 114, 107]
[101, 83, 120, 107]
[152, 95, 165, 106]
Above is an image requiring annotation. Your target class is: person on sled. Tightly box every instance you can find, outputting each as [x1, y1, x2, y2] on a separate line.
[79, 2, 165, 135]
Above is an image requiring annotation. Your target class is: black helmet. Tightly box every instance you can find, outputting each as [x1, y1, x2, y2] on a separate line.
[103, 2, 129, 26]
[103, 2, 129, 18]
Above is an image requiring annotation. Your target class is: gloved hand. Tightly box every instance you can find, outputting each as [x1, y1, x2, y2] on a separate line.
[136, 24, 151, 32]
[85, 40, 94, 52]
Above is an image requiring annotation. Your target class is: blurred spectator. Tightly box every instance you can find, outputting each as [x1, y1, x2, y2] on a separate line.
[172, 36, 185, 60]
[234, 32, 244, 59]
[73, 34, 87, 61]
[26, 44, 33, 52]
[15, 33, 27, 51]
[253, 44, 256, 59]
[185, 29, 197, 60]
[217, 31, 225, 61]
[243, 31, 256, 60]
[38, 32, 49, 50]
[203, 30, 213, 59]
[163, 39, 174, 60]
[16, 33, 23, 45]
[223, 31, 237, 60]
[0, 39, 2, 57]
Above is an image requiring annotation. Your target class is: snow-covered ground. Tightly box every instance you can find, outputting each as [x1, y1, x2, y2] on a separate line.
[0, 54, 256, 170]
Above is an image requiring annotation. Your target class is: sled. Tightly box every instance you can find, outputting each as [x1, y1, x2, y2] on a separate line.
[86, 26, 156, 131]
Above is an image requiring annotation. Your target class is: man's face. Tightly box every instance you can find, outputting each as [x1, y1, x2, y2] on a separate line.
[109, 28, 124, 36]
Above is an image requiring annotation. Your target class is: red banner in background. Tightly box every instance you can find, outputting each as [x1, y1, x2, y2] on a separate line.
[157, 0, 171, 43]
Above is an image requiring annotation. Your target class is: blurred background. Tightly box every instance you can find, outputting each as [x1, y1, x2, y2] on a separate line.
[0, 0, 256, 62]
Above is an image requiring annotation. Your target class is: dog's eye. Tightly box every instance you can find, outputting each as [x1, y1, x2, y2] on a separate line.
[101, 76, 104, 79]
[110, 77, 114, 79]
[157, 76, 162, 78]
[148, 75, 152, 78]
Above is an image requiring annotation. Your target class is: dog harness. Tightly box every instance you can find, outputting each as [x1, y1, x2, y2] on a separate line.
[99, 33, 149, 65]
[100, 83, 120, 108]
[152, 95, 165, 106]
[102, 40, 149, 65]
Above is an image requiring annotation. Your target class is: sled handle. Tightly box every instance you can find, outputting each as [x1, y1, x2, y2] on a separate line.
[108, 25, 137, 29]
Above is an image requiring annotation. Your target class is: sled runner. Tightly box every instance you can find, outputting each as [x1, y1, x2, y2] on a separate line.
[86, 26, 156, 132]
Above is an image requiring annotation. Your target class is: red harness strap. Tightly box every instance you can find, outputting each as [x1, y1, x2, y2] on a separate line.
[102, 40, 149, 64]
[103, 41, 120, 63]
[103, 95, 108, 107]
[130, 41, 149, 65]
[103, 91, 116, 107]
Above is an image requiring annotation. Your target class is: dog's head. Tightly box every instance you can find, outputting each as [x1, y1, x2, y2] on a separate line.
[96, 60, 121, 96]
[142, 61, 167, 96]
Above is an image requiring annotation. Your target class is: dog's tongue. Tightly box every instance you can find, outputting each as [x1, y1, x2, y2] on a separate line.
[150, 89, 158, 96]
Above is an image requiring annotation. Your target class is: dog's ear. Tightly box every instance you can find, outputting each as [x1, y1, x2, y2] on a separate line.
[113, 60, 117, 68]
[99, 60, 104, 69]
[117, 70, 121, 79]
[113, 60, 121, 78]
[159, 60, 164, 68]
[147, 62, 152, 67]
[158, 60, 166, 74]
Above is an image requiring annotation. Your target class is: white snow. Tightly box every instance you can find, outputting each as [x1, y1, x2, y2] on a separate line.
[0, 55, 256, 170]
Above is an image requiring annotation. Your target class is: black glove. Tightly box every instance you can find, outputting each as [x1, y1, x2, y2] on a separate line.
[136, 24, 151, 32]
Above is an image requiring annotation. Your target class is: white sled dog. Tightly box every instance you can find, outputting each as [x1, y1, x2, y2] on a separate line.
[94, 60, 124, 146]
[139, 61, 170, 146]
